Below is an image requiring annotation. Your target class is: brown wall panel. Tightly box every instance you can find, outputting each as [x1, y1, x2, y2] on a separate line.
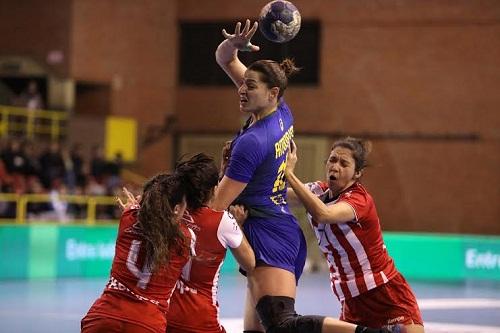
[0, 0, 72, 77]
[71, 0, 177, 121]
[362, 140, 499, 234]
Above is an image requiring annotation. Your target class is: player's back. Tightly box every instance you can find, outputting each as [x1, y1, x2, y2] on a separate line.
[84, 208, 191, 332]
[167, 207, 239, 333]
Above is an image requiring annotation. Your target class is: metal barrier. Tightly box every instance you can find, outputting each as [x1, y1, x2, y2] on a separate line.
[0, 105, 67, 141]
[0, 193, 118, 224]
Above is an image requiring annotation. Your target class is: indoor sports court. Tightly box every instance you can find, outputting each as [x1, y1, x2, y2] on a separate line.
[1, 273, 500, 332]
[1, 0, 499, 333]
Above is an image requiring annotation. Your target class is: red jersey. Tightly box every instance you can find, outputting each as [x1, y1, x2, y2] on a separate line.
[167, 208, 243, 333]
[82, 208, 194, 333]
[306, 181, 398, 302]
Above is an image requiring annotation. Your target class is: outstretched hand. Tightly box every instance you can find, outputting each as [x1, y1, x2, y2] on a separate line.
[222, 19, 260, 52]
[116, 187, 141, 211]
[285, 140, 298, 175]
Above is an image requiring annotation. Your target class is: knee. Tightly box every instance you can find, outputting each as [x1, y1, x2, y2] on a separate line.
[255, 295, 324, 333]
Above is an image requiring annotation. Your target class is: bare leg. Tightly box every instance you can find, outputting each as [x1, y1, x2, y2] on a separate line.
[248, 266, 371, 333]
[321, 318, 362, 333]
[249, 266, 296, 299]
[243, 285, 264, 332]
[404, 324, 424, 333]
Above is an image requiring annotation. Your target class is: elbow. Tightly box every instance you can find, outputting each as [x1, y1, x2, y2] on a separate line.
[241, 257, 256, 275]
[314, 209, 332, 225]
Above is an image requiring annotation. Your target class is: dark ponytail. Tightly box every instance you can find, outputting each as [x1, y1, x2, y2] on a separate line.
[138, 173, 185, 272]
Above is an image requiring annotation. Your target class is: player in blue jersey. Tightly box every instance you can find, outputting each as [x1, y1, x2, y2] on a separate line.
[211, 20, 404, 333]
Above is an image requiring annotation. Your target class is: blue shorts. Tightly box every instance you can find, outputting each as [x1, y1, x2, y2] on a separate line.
[242, 214, 307, 283]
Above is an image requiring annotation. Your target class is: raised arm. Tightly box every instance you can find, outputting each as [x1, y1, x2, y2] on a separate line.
[285, 141, 356, 224]
[215, 19, 260, 88]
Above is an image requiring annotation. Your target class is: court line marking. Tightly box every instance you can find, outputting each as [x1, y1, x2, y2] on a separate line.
[1, 312, 499, 332]
[418, 298, 500, 309]
[220, 319, 500, 333]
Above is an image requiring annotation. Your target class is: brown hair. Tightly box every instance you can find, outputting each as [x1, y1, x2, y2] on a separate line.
[331, 137, 372, 173]
[138, 173, 185, 272]
[175, 153, 219, 211]
[247, 58, 300, 99]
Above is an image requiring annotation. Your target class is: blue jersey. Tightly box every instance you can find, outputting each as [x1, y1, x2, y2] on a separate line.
[226, 100, 307, 281]
[225, 101, 294, 217]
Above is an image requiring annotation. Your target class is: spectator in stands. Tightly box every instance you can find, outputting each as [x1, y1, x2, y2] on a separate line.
[90, 145, 107, 183]
[0, 138, 27, 193]
[71, 143, 87, 190]
[0, 138, 125, 221]
[39, 141, 65, 189]
[105, 151, 124, 193]
[15, 80, 44, 110]
[23, 141, 42, 188]
[61, 144, 76, 191]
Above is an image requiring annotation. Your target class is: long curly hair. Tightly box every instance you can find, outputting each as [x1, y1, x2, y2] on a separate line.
[175, 153, 219, 212]
[137, 173, 186, 272]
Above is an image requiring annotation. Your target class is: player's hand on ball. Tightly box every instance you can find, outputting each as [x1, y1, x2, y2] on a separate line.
[222, 19, 260, 52]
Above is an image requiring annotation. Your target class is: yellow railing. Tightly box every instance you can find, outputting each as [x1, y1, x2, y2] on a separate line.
[0, 193, 118, 224]
[0, 105, 67, 141]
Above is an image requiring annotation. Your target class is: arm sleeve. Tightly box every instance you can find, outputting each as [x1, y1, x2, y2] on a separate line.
[118, 208, 138, 233]
[338, 189, 370, 222]
[305, 181, 329, 196]
[225, 133, 265, 183]
[217, 211, 244, 249]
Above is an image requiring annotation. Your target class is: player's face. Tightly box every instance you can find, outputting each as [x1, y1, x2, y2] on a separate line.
[325, 147, 359, 196]
[238, 70, 276, 113]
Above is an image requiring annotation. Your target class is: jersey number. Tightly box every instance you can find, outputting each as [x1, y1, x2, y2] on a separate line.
[272, 159, 287, 193]
[126, 240, 152, 289]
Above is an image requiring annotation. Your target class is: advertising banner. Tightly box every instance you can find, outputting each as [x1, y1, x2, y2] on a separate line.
[463, 237, 500, 280]
[0, 226, 29, 279]
[1, 225, 499, 281]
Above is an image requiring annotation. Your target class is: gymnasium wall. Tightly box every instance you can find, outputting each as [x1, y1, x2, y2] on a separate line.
[175, 0, 500, 234]
[0, 0, 72, 77]
[0, 1, 498, 234]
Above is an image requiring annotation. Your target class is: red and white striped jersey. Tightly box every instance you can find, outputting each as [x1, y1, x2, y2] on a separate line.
[167, 207, 243, 333]
[83, 208, 194, 333]
[306, 181, 398, 302]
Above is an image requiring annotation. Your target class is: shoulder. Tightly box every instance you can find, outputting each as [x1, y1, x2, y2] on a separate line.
[339, 183, 375, 212]
[119, 208, 139, 229]
[237, 131, 262, 145]
[233, 131, 268, 156]
[217, 211, 243, 248]
[278, 99, 291, 112]
[306, 181, 329, 196]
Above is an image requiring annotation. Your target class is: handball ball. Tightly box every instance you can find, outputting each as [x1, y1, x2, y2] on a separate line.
[259, 0, 301, 43]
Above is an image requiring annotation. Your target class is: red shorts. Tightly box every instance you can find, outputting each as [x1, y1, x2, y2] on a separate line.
[167, 325, 226, 333]
[81, 315, 156, 333]
[340, 272, 423, 328]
